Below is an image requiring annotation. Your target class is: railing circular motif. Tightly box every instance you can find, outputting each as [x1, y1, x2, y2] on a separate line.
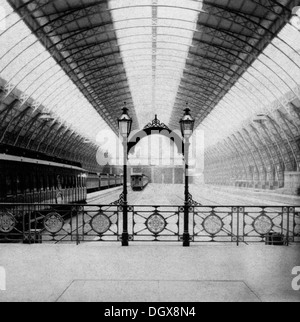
[91, 213, 111, 234]
[0, 212, 16, 233]
[44, 212, 64, 234]
[203, 214, 223, 235]
[253, 215, 273, 235]
[146, 213, 166, 234]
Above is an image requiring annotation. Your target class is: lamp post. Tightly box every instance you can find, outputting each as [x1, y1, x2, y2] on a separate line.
[118, 103, 132, 247]
[180, 106, 195, 247]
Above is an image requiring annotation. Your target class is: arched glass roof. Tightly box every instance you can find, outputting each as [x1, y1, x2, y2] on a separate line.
[199, 20, 300, 148]
[0, 0, 299, 173]
[0, 0, 115, 145]
[110, 0, 203, 125]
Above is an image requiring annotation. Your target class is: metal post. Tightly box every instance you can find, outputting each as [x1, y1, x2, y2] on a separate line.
[76, 206, 80, 246]
[237, 207, 240, 247]
[122, 139, 129, 247]
[286, 207, 290, 247]
[183, 137, 190, 247]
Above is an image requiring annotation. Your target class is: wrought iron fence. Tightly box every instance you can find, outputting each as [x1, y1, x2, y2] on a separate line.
[0, 204, 299, 245]
[0, 204, 120, 244]
[191, 206, 300, 245]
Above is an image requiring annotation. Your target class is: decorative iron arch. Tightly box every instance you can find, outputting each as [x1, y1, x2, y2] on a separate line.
[127, 115, 184, 156]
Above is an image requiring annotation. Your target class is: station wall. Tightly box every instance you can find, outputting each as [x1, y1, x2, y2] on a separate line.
[204, 96, 300, 196]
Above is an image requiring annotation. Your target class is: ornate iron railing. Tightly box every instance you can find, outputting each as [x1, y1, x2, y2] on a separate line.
[191, 206, 300, 245]
[0, 204, 120, 244]
[0, 204, 299, 245]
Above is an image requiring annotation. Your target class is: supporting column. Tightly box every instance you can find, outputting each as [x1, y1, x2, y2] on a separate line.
[122, 139, 129, 247]
[183, 138, 191, 247]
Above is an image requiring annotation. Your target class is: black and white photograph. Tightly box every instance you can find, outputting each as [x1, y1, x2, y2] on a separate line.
[0, 0, 300, 305]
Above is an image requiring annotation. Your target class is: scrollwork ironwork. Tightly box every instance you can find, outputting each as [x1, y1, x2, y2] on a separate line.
[146, 212, 167, 235]
[91, 213, 111, 234]
[144, 115, 171, 131]
[188, 193, 202, 206]
[44, 212, 64, 234]
[0, 212, 16, 233]
[203, 214, 223, 235]
[110, 193, 125, 206]
[253, 214, 273, 235]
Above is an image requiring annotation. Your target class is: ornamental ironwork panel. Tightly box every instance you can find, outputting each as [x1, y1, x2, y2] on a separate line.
[90, 213, 111, 235]
[192, 207, 235, 243]
[0, 211, 16, 233]
[43, 212, 64, 234]
[130, 206, 180, 242]
[146, 213, 167, 234]
[0, 206, 24, 243]
[240, 207, 293, 244]
[144, 115, 171, 131]
[253, 214, 273, 235]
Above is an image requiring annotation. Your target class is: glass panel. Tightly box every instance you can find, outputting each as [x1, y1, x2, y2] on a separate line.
[110, 0, 202, 126]
[119, 121, 129, 137]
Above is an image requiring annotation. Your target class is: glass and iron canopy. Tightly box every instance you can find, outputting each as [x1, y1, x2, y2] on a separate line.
[0, 0, 299, 173]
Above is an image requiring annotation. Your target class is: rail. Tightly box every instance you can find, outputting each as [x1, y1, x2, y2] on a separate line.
[0, 204, 299, 246]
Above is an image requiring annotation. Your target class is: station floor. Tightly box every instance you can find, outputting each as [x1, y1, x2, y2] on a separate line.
[0, 243, 299, 302]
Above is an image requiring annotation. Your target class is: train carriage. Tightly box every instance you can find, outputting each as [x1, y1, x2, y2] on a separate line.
[86, 173, 123, 193]
[86, 173, 100, 193]
[0, 145, 87, 205]
[131, 173, 149, 191]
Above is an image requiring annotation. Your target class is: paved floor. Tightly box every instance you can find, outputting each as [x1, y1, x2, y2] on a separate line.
[0, 244, 299, 302]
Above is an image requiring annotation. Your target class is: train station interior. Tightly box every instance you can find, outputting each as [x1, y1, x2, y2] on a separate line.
[0, 0, 300, 302]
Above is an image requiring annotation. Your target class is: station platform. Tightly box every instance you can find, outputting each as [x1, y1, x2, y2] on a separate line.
[0, 243, 299, 302]
[86, 183, 300, 206]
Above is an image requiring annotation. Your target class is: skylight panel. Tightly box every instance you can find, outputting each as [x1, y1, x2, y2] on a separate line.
[110, 0, 202, 126]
